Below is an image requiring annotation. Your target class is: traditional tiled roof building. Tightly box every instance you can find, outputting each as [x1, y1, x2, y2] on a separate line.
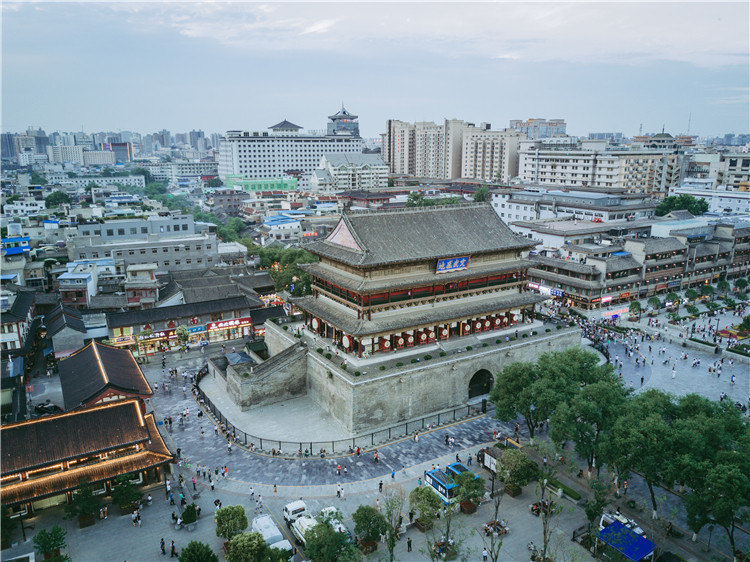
[292, 203, 546, 357]
[59, 342, 152, 411]
[1, 399, 171, 515]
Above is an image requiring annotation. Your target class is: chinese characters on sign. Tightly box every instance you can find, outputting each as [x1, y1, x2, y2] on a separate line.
[436, 256, 469, 274]
[206, 316, 253, 331]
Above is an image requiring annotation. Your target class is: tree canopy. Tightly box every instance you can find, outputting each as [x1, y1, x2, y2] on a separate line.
[214, 505, 248, 540]
[655, 194, 709, 217]
[45, 190, 72, 208]
[303, 520, 360, 562]
[178, 541, 219, 562]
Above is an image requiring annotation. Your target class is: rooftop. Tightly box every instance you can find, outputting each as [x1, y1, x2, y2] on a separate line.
[303, 203, 533, 268]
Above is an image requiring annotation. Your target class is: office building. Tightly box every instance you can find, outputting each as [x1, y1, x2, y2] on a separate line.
[461, 124, 523, 182]
[311, 153, 388, 192]
[46, 145, 85, 165]
[509, 118, 567, 140]
[218, 107, 363, 189]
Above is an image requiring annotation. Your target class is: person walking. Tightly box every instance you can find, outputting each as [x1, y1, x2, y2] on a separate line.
[209, 475, 214, 491]
[160, 538, 166, 556]
[132, 509, 138, 527]
[192, 477, 197, 491]
[137, 510, 142, 528]
[170, 541, 177, 558]
[391, 469, 395, 479]
[407, 537, 412, 552]
[379, 480, 383, 493]
[483, 547, 488, 561]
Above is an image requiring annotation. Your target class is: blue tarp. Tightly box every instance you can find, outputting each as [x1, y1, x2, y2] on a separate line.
[598, 521, 655, 562]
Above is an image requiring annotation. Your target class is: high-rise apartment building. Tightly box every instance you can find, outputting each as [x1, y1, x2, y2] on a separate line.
[461, 124, 524, 182]
[218, 107, 363, 189]
[382, 119, 522, 181]
[99, 142, 133, 163]
[46, 145, 85, 165]
[189, 129, 205, 149]
[518, 138, 681, 195]
[1, 133, 16, 160]
[509, 118, 567, 140]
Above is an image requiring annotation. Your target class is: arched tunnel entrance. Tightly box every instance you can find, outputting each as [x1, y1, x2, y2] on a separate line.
[468, 369, 494, 399]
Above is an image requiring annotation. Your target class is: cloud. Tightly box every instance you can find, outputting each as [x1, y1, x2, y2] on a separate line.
[85, 2, 749, 68]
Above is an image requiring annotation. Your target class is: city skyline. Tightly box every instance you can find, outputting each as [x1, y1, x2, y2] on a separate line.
[2, 2, 748, 139]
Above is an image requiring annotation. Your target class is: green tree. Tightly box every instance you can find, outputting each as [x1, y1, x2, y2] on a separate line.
[352, 504, 387, 547]
[32, 525, 67, 558]
[30, 171, 47, 185]
[717, 279, 730, 297]
[304, 520, 360, 562]
[602, 390, 675, 518]
[684, 288, 699, 303]
[584, 478, 615, 535]
[387, 178, 395, 187]
[700, 284, 714, 301]
[405, 191, 431, 207]
[685, 305, 699, 316]
[408, 485, 443, 527]
[176, 325, 189, 345]
[45, 190, 72, 208]
[497, 449, 539, 490]
[110, 474, 142, 509]
[214, 505, 248, 540]
[178, 541, 219, 562]
[549, 376, 627, 473]
[66, 171, 77, 178]
[131, 167, 153, 184]
[206, 177, 223, 187]
[101, 167, 113, 177]
[382, 487, 405, 562]
[144, 181, 168, 197]
[473, 186, 490, 202]
[735, 278, 748, 293]
[226, 531, 272, 562]
[629, 301, 641, 317]
[723, 297, 736, 309]
[654, 194, 709, 217]
[64, 479, 100, 520]
[647, 296, 662, 311]
[453, 471, 485, 507]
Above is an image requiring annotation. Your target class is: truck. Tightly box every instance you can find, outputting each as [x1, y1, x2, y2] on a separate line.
[282, 500, 308, 527]
[251, 515, 294, 561]
[290, 515, 318, 547]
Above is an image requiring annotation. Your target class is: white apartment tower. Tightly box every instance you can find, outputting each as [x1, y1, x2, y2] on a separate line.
[461, 124, 524, 182]
[219, 107, 363, 189]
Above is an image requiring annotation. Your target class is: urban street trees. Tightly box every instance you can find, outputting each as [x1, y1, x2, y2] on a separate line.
[178, 541, 219, 562]
[549, 375, 627, 475]
[214, 505, 248, 541]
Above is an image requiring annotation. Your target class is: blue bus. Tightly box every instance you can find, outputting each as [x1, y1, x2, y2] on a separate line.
[424, 464, 479, 504]
[424, 469, 456, 504]
[446, 462, 479, 481]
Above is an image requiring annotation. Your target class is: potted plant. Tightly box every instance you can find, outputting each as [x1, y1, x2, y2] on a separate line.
[453, 471, 486, 514]
[182, 503, 198, 531]
[32, 525, 68, 560]
[352, 504, 387, 553]
[408, 486, 443, 532]
[64, 479, 100, 528]
[111, 475, 142, 515]
[498, 449, 539, 497]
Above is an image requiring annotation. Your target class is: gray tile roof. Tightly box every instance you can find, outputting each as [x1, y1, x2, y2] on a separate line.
[45, 304, 86, 337]
[534, 256, 596, 275]
[302, 203, 534, 268]
[268, 119, 302, 130]
[107, 296, 258, 329]
[528, 269, 602, 290]
[605, 256, 642, 273]
[291, 291, 547, 337]
[632, 237, 687, 253]
[665, 210, 695, 220]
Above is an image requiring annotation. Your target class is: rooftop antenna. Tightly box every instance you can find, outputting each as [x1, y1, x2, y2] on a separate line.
[639, 123, 643, 136]
[687, 112, 692, 134]
[662, 124, 665, 134]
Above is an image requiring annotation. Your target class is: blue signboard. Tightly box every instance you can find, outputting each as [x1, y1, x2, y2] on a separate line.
[437, 256, 469, 274]
[188, 326, 206, 333]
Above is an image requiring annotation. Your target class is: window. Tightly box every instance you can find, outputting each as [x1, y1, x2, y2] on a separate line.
[106, 229, 114, 236]
[141, 227, 148, 234]
[130, 228, 137, 234]
[182, 224, 188, 231]
[164, 260, 170, 266]
[140, 249, 146, 255]
[118, 229, 125, 235]
[174, 260, 181, 265]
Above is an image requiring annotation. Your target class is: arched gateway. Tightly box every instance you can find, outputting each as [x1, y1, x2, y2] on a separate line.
[468, 369, 494, 399]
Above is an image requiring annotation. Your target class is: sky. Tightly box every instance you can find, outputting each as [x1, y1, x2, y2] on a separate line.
[2, 1, 748, 140]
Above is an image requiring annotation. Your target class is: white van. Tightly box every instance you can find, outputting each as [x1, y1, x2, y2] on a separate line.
[251, 514, 284, 545]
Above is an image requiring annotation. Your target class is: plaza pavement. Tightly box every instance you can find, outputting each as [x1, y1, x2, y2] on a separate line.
[7, 307, 749, 561]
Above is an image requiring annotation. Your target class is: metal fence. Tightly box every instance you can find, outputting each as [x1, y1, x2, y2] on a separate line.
[194, 384, 491, 458]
